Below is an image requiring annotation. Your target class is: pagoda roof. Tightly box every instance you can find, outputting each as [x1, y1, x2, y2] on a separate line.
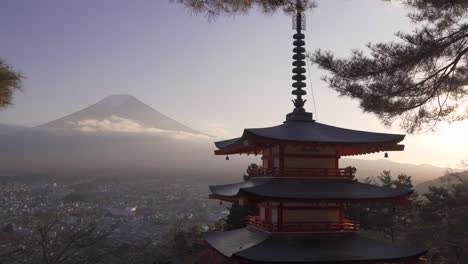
[209, 178, 412, 202]
[215, 121, 405, 155]
[204, 227, 426, 263]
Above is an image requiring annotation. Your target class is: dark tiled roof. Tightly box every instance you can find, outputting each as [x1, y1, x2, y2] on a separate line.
[202, 227, 269, 257]
[209, 179, 267, 197]
[209, 178, 412, 201]
[214, 137, 242, 149]
[204, 228, 426, 263]
[215, 121, 405, 151]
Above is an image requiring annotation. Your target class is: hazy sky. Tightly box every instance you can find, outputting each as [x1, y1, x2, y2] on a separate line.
[0, 0, 467, 167]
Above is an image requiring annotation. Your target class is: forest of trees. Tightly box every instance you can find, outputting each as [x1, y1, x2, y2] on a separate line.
[0, 212, 213, 264]
[354, 171, 468, 264]
[222, 170, 468, 264]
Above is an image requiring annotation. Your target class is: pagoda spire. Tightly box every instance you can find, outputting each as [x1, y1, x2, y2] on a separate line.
[286, 6, 314, 122]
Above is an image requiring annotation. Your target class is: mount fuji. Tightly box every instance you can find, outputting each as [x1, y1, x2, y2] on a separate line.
[0, 95, 240, 178]
[40, 94, 203, 135]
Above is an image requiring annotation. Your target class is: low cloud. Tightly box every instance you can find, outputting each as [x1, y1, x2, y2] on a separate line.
[206, 123, 231, 138]
[67, 116, 211, 141]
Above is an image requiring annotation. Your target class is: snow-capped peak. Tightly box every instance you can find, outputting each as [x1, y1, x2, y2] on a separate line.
[96, 94, 138, 107]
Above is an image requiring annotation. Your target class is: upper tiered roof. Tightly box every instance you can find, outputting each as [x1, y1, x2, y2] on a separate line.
[215, 121, 405, 156]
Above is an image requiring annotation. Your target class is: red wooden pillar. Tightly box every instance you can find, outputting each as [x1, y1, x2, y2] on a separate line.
[339, 204, 344, 222]
[268, 147, 273, 169]
[279, 145, 285, 176]
[338, 203, 344, 231]
[266, 207, 271, 223]
[278, 202, 283, 231]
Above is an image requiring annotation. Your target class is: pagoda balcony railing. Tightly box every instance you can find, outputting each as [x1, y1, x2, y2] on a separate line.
[245, 216, 360, 233]
[246, 167, 355, 178]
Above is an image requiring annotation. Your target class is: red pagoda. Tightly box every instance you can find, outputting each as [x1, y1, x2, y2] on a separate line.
[204, 7, 427, 264]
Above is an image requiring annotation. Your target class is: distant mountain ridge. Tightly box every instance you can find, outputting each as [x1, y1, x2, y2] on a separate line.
[40, 94, 202, 135]
[415, 171, 468, 194]
[341, 158, 447, 185]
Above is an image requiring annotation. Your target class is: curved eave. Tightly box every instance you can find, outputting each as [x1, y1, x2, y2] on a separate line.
[214, 137, 242, 149]
[243, 127, 404, 145]
[214, 122, 405, 156]
[208, 179, 413, 203]
[203, 227, 269, 258]
[209, 193, 412, 205]
[204, 228, 427, 263]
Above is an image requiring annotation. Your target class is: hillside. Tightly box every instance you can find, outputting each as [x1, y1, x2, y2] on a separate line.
[415, 171, 468, 194]
[341, 158, 446, 185]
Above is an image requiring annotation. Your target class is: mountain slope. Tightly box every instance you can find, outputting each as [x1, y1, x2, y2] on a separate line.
[415, 171, 468, 194]
[0, 95, 220, 178]
[341, 158, 446, 184]
[40, 95, 201, 135]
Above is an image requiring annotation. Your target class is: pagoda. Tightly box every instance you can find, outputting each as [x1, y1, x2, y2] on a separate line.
[203, 6, 427, 264]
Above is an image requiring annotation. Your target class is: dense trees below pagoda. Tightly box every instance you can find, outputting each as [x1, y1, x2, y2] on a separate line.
[346, 171, 418, 243]
[404, 173, 468, 264]
[223, 202, 258, 231]
[350, 170, 468, 264]
[219, 169, 468, 264]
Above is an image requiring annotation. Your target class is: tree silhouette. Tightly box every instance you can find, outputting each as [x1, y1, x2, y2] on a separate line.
[0, 59, 22, 108]
[312, 0, 468, 133]
[350, 171, 417, 243]
[1, 211, 112, 264]
[223, 202, 258, 230]
[174, 0, 317, 18]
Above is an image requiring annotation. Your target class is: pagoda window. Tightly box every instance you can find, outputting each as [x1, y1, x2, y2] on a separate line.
[271, 208, 278, 224]
[259, 207, 266, 221]
[271, 146, 280, 155]
[273, 157, 280, 170]
[262, 147, 274, 169]
[284, 157, 336, 169]
[284, 145, 335, 155]
[239, 198, 245, 206]
[282, 208, 340, 223]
